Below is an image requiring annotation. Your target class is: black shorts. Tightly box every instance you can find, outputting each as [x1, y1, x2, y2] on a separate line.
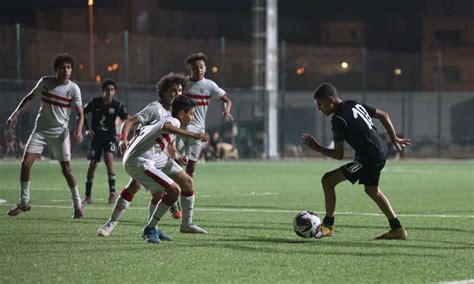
[340, 158, 386, 186]
[87, 138, 117, 162]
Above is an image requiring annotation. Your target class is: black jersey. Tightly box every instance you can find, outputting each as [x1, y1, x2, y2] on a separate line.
[331, 100, 388, 160]
[84, 97, 128, 140]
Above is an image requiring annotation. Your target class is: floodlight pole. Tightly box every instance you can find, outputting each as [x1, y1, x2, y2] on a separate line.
[88, 0, 95, 79]
[266, 0, 279, 159]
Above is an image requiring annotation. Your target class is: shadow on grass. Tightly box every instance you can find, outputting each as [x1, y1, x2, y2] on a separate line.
[181, 239, 444, 258]
[203, 235, 472, 251]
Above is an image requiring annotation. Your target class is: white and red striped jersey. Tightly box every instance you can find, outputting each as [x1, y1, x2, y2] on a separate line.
[184, 78, 226, 132]
[135, 100, 170, 127]
[123, 116, 180, 166]
[31, 76, 82, 136]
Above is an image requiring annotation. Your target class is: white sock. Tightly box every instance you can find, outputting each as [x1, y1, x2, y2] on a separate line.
[20, 181, 31, 204]
[69, 185, 82, 208]
[148, 202, 158, 222]
[180, 194, 195, 226]
[147, 202, 170, 228]
[110, 196, 131, 222]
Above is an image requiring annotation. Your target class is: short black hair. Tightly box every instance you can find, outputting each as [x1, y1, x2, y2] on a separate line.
[313, 82, 339, 99]
[171, 95, 195, 118]
[184, 52, 208, 66]
[156, 73, 187, 100]
[101, 78, 116, 91]
[52, 53, 75, 71]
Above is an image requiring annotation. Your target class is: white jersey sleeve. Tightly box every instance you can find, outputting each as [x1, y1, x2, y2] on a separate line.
[123, 116, 180, 165]
[209, 80, 226, 98]
[135, 101, 167, 126]
[71, 83, 82, 108]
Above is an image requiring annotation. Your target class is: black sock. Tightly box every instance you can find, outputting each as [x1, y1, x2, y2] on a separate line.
[85, 176, 94, 197]
[108, 174, 116, 193]
[389, 218, 402, 230]
[323, 216, 335, 226]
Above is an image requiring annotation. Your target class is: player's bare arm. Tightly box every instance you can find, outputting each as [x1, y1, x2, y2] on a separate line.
[221, 94, 233, 121]
[162, 123, 209, 142]
[374, 109, 411, 151]
[165, 141, 188, 165]
[83, 113, 95, 139]
[301, 133, 344, 160]
[6, 92, 36, 129]
[119, 116, 140, 153]
[74, 106, 84, 143]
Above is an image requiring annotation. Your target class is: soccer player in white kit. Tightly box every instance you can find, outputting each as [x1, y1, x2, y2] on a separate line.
[6, 53, 85, 218]
[123, 95, 208, 243]
[179, 52, 233, 177]
[98, 74, 206, 237]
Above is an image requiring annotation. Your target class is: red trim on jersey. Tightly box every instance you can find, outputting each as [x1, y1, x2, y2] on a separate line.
[144, 170, 171, 189]
[155, 138, 166, 150]
[41, 98, 71, 108]
[184, 93, 211, 100]
[162, 134, 173, 144]
[42, 91, 73, 102]
[195, 101, 209, 106]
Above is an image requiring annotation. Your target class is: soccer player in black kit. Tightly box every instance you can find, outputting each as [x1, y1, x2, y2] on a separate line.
[302, 83, 411, 240]
[83, 79, 128, 204]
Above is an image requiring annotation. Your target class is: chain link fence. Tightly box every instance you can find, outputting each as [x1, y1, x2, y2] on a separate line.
[0, 25, 473, 159]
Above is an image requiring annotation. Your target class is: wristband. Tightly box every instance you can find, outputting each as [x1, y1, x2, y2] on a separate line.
[119, 132, 127, 140]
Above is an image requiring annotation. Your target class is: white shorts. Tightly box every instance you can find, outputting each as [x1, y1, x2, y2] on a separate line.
[177, 136, 203, 162]
[25, 130, 71, 161]
[124, 153, 183, 194]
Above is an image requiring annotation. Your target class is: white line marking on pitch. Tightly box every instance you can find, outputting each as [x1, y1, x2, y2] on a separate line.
[0, 203, 473, 219]
[0, 199, 6, 204]
[435, 280, 474, 284]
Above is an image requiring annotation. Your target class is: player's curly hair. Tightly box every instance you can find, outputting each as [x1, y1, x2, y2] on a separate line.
[52, 53, 75, 71]
[313, 82, 339, 99]
[155, 73, 187, 100]
[184, 52, 208, 66]
[171, 95, 196, 118]
[101, 78, 117, 91]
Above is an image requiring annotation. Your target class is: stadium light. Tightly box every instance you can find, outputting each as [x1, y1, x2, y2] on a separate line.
[211, 66, 218, 73]
[394, 68, 402, 76]
[88, 0, 93, 6]
[341, 62, 349, 69]
[296, 67, 304, 75]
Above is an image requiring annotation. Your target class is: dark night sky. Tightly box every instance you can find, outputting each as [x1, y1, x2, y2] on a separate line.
[1, 0, 470, 52]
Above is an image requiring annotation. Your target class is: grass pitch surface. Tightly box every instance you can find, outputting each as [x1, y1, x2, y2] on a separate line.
[0, 159, 473, 283]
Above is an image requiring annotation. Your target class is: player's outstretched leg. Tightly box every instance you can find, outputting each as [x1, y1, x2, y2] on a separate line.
[97, 179, 140, 236]
[170, 171, 207, 234]
[320, 169, 347, 237]
[7, 153, 37, 216]
[142, 185, 179, 243]
[365, 186, 407, 240]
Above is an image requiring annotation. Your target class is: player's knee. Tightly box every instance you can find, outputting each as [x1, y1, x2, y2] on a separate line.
[321, 172, 333, 188]
[364, 187, 379, 197]
[61, 166, 73, 177]
[167, 183, 181, 197]
[180, 175, 194, 193]
[21, 160, 33, 170]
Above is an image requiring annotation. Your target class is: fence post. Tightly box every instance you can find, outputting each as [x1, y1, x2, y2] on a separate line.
[16, 23, 22, 138]
[123, 30, 129, 109]
[436, 51, 443, 158]
[220, 37, 226, 88]
[278, 40, 286, 158]
[361, 47, 367, 103]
